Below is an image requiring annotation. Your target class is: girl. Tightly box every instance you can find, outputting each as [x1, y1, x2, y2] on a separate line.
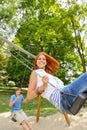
[27, 52, 87, 114]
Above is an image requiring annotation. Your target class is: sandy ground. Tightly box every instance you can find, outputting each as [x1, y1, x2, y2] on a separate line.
[0, 108, 87, 130]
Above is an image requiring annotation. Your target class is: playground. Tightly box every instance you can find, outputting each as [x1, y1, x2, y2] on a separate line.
[0, 108, 87, 130]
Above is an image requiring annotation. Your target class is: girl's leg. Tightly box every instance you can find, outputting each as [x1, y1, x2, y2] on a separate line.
[62, 72, 87, 97]
[60, 72, 87, 113]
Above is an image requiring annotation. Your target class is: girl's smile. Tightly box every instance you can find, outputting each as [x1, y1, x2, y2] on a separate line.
[36, 54, 47, 69]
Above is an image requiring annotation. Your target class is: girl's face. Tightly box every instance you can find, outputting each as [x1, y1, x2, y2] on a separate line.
[36, 54, 47, 69]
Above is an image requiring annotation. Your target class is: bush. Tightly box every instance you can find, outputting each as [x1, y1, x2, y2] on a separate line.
[7, 81, 16, 87]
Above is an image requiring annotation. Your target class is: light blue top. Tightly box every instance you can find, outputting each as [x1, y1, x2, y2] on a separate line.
[10, 94, 24, 112]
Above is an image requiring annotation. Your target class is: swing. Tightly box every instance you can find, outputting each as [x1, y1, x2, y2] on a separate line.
[0, 36, 87, 125]
[69, 91, 87, 115]
[0, 37, 70, 125]
[60, 90, 87, 115]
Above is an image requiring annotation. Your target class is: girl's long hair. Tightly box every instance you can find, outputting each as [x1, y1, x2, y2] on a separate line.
[34, 52, 60, 75]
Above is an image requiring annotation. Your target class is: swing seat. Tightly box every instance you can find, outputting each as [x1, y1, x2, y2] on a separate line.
[69, 92, 87, 115]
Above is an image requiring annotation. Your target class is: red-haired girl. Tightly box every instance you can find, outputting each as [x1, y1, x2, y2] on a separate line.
[27, 52, 87, 114]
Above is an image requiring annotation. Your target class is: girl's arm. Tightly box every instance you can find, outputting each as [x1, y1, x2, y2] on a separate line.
[27, 71, 48, 100]
[27, 71, 38, 100]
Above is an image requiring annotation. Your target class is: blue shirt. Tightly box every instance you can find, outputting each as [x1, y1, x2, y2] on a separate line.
[10, 94, 24, 112]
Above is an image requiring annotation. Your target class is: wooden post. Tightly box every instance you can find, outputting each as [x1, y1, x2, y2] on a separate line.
[36, 96, 70, 126]
[36, 96, 42, 122]
[63, 113, 70, 126]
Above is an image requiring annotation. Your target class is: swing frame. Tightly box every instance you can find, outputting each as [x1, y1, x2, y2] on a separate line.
[1, 36, 87, 125]
[36, 95, 70, 126]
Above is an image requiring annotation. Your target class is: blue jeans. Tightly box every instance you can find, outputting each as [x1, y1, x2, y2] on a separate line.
[60, 72, 87, 113]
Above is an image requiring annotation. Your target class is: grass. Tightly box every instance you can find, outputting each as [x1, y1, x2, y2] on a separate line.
[0, 85, 58, 117]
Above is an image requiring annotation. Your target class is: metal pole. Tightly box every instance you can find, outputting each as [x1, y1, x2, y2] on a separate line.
[0, 36, 35, 58]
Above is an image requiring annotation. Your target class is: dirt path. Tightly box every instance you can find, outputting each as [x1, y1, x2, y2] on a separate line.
[0, 108, 87, 130]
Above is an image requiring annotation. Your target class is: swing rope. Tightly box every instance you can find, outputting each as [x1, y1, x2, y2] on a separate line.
[1, 46, 33, 71]
[0, 36, 35, 58]
[2, 45, 76, 98]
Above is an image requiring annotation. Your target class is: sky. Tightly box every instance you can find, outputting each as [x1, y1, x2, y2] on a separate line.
[58, 0, 87, 8]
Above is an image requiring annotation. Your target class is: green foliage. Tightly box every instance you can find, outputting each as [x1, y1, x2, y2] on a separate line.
[12, 0, 82, 84]
[7, 81, 16, 86]
[0, 47, 9, 85]
[7, 54, 31, 87]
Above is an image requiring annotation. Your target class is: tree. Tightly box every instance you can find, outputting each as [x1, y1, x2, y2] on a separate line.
[67, 0, 87, 73]
[0, 47, 9, 85]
